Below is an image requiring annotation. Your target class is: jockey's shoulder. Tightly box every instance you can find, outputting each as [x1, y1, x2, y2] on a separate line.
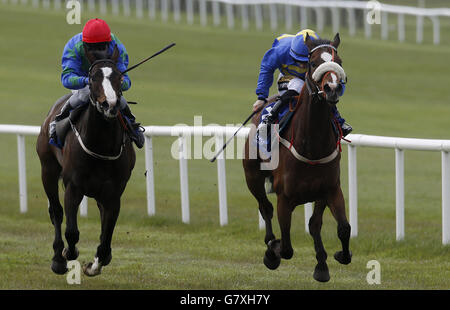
[273, 33, 296, 47]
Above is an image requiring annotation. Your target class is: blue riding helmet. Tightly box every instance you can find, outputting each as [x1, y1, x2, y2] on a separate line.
[289, 29, 319, 62]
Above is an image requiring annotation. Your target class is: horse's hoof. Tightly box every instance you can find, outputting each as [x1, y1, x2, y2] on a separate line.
[51, 259, 68, 275]
[263, 240, 281, 270]
[264, 250, 281, 270]
[83, 262, 102, 277]
[83, 258, 102, 277]
[280, 247, 294, 260]
[334, 250, 352, 265]
[62, 247, 79, 261]
[313, 265, 330, 283]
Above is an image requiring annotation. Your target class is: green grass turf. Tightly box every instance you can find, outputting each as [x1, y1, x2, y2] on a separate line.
[0, 3, 449, 289]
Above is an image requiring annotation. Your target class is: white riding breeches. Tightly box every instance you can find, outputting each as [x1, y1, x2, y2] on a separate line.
[277, 73, 305, 96]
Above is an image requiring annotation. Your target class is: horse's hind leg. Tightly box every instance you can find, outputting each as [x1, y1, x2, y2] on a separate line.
[276, 194, 294, 260]
[263, 194, 294, 271]
[39, 158, 67, 274]
[83, 199, 120, 276]
[328, 187, 352, 265]
[243, 158, 275, 245]
[62, 184, 82, 262]
[309, 200, 330, 282]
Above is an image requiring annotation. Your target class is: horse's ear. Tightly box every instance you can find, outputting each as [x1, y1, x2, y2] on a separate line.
[84, 43, 97, 65]
[332, 33, 340, 49]
[111, 45, 120, 63]
[304, 33, 315, 51]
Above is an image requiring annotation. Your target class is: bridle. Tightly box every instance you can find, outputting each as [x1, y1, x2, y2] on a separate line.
[88, 58, 123, 106]
[304, 44, 346, 103]
[277, 43, 346, 165]
[69, 58, 125, 161]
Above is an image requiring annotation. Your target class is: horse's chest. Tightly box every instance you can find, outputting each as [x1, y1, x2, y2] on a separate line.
[68, 161, 128, 197]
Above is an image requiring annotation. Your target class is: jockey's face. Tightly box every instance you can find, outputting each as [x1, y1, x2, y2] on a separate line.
[296, 61, 308, 70]
[85, 42, 109, 52]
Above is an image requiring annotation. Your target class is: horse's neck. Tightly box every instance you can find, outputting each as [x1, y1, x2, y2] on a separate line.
[294, 93, 336, 158]
[79, 103, 123, 154]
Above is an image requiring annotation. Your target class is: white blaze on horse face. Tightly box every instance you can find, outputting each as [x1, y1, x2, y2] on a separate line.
[321, 52, 333, 63]
[101, 67, 117, 107]
[328, 72, 338, 90]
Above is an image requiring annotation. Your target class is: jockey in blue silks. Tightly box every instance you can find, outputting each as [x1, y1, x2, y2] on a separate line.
[49, 18, 144, 149]
[253, 29, 352, 137]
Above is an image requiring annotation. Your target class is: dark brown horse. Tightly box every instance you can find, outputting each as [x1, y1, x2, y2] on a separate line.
[243, 33, 351, 282]
[36, 46, 136, 276]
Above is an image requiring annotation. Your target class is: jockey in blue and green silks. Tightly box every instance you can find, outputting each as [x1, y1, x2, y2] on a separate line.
[49, 18, 144, 149]
[253, 29, 352, 136]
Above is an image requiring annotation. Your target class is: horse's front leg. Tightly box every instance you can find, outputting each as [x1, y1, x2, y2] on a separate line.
[327, 187, 352, 265]
[83, 199, 120, 277]
[309, 199, 330, 282]
[62, 183, 83, 262]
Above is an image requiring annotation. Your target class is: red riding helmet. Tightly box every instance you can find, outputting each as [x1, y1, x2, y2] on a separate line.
[82, 18, 111, 43]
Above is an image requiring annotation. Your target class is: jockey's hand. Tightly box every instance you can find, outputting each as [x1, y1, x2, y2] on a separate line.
[253, 99, 266, 112]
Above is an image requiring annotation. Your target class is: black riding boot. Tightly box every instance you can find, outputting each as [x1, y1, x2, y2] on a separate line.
[332, 106, 353, 137]
[49, 101, 73, 148]
[120, 105, 145, 149]
[263, 99, 284, 125]
[262, 89, 298, 126]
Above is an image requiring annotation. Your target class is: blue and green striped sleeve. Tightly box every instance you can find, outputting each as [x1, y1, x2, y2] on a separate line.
[61, 34, 89, 90]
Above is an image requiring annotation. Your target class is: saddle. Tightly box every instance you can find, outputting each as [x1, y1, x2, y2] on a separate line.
[54, 104, 87, 148]
[256, 98, 341, 157]
[54, 103, 139, 149]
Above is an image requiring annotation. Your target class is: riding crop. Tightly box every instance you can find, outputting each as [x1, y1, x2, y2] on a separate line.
[210, 110, 256, 163]
[120, 43, 176, 75]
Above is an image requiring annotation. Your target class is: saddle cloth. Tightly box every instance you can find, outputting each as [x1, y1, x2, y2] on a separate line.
[254, 101, 296, 158]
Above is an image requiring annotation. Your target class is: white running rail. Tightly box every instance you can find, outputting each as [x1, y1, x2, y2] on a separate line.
[1, 124, 449, 245]
[3, 0, 449, 44]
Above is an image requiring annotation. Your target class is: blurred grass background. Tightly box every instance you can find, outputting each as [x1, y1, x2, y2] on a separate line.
[0, 2, 449, 289]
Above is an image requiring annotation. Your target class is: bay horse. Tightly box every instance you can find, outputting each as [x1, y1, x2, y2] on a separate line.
[243, 33, 351, 282]
[36, 45, 136, 276]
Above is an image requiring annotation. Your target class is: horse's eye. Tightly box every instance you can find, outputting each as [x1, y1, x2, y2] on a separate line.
[310, 62, 316, 68]
[91, 73, 102, 82]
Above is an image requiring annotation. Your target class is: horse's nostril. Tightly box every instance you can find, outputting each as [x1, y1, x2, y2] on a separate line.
[101, 101, 108, 110]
